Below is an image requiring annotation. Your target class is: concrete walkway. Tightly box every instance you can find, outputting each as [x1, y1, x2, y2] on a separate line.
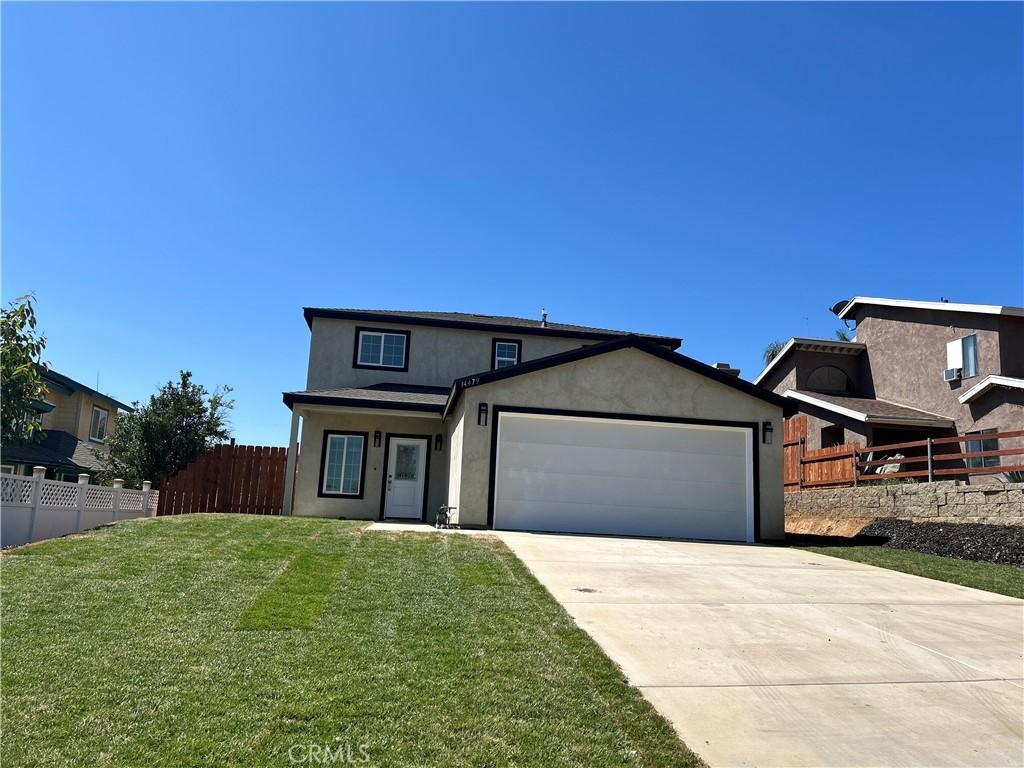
[497, 531, 1024, 768]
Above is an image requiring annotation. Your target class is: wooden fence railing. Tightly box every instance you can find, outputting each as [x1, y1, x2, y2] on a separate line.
[853, 430, 1024, 482]
[157, 443, 287, 516]
[785, 423, 1024, 491]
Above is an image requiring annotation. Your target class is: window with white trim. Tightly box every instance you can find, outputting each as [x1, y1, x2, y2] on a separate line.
[493, 340, 521, 370]
[89, 406, 109, 443]
[356, 330, 408, 369]
[946, 334, 979, 379]
[0, 464, 15, 475]
[321, 432, 366, 496]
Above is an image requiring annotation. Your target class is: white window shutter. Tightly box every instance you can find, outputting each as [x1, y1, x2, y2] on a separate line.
[946, 339, 963, 370]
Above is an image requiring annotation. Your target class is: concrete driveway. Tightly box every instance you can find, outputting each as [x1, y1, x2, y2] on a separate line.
[497, 532, 1024, 768]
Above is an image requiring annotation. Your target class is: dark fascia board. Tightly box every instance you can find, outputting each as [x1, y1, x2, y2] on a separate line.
[442, 335, 797, 419]
[303, 308, 682, 348]
[283, 392, 444, 413]
[39, 366, 134, 412]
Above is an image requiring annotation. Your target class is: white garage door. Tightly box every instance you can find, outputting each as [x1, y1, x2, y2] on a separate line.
[493, 412, 754, 542]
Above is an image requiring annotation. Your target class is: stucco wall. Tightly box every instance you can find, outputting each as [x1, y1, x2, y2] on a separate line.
[43, 389, 118, 455]
[306, 318, 594, 391]
[452, 347, 786, 539]
[854, 307, 1023, 433]
[293, 409, 449, 520]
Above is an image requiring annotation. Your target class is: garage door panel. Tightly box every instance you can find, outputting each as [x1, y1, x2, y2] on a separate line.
[498, 469, 748, 512]
[494, 413, 753, 542]
[498, 499, 743, 540]
[498, 441, 744, 482]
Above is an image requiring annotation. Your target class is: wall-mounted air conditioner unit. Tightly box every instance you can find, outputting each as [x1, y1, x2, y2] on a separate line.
[943, 368, 962, 382]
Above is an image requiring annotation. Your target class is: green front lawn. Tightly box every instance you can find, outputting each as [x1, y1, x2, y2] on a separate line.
[800, 544, 1024, 599]
[1, 515, 700, 767]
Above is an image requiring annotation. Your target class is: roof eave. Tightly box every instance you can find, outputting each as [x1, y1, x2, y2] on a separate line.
[282, 392, 444, 414]
[302, 308, 682, 348]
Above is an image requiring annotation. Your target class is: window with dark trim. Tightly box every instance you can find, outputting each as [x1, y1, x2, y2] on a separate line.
[319, 431, 368, 497]
[492, 338, 521, 370]
[965, 428, 999, 468]
[353, 327, 410, 371]
[89, 406, 109, 443]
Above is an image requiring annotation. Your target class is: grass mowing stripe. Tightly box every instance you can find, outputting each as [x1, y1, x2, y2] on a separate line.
[235, 551, 347, 630]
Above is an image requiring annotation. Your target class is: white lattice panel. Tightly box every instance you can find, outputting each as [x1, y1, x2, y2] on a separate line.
[1, 476, 33, 505]
[39, 480, 79, 509]
[120, 491, 144, 511]
[147, 491, 160, 514]
[85, 487, 113, 509]
[1, 475, 33, 505]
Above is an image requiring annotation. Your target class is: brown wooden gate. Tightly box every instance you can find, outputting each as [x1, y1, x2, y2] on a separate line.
[783, 415, 857, 490]
[157, 443, 287, 516]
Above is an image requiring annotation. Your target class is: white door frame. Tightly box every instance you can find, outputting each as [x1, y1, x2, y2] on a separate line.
[490, 408, 757, 543]
[381, 435, 430, 521]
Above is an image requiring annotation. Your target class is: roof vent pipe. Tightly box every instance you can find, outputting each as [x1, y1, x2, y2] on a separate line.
[540, 308, 548, 327]
[714, 362, 741, 377]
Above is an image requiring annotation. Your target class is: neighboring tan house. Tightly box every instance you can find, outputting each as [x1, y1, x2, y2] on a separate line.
[281, 308, 794, 543]
[1, 367, 133, 481]
[755, 297, 1024, 476]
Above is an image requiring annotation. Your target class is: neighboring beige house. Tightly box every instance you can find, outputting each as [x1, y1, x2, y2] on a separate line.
[755, 296, 1024, 477]
[283, 309, 794, 542]
[1, 367, 133, 481]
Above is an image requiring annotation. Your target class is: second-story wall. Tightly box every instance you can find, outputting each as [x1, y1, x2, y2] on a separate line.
[306, 318, 594, 390]
[42, 387, 119, 450]
[854, 306, 1023, 431]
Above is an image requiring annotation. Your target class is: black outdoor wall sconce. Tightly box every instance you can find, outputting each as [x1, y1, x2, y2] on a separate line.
[373, 430, 382, 448]
[762, 421, 774, 445]
[434, 434, 443, 451]
[478, 403, 488, 427]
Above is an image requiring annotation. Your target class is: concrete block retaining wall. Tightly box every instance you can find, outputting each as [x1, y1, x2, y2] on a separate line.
[785, 481, 1024, 529]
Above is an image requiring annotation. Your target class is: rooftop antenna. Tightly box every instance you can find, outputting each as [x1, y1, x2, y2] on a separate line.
[540, 308, 548, 327]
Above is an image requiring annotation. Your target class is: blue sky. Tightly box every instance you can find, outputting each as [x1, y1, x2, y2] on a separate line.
[3, 2, 1021, 445]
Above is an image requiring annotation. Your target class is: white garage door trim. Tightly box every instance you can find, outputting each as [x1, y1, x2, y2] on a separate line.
[490, 409, 756, 542]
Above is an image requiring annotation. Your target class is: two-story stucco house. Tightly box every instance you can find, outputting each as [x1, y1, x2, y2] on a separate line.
[282, 308, 794, 542]
[755, 297, 1024, 475]
[1, 367, 133, 480]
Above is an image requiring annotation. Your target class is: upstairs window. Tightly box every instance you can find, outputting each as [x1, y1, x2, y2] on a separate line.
[89, 406, 108, 443]
[965, 428, 999, 469]
[492, 339, 522, 370]
[806, 365, 852, 393]
[946, 334, 979, 379]
[355, 328, 409, 371]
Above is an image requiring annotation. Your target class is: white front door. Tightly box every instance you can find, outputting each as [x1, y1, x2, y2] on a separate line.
[384, 437, 428, 519]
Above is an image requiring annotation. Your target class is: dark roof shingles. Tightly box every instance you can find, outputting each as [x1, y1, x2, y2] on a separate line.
[791, 391, 953, 423]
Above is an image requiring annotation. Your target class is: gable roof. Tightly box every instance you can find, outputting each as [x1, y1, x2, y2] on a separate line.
[784, 390, 954, 428]
[302, 308, 682, 348]
[40, 367, 134, 412]
[2, 430, 106, 472]
[832, 296, 1024, 321]
[752, 337, 866, 386]
[957, 375, 1024, 405]
[442, 335, 796, 419]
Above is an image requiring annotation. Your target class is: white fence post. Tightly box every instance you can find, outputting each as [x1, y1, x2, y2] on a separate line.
[28, 466, 45, 542]
[142, 481, 154, 517]
[76, 473, 89, 531]
[111, 479, 123, 522]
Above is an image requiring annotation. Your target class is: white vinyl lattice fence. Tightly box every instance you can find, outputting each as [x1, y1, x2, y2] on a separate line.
[1, 468, 158, 548]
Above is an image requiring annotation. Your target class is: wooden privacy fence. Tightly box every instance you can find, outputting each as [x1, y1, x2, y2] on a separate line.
[784, 416, 857, 490]
[785, 419, 1024, 490]
[157, 443, 287, 516]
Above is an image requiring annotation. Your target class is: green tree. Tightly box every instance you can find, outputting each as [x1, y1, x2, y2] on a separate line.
[1, 295, 48, 446]
[835, 328, 853, 342]
[97, 371, 233, 488]
[762, 339, 787, 367]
